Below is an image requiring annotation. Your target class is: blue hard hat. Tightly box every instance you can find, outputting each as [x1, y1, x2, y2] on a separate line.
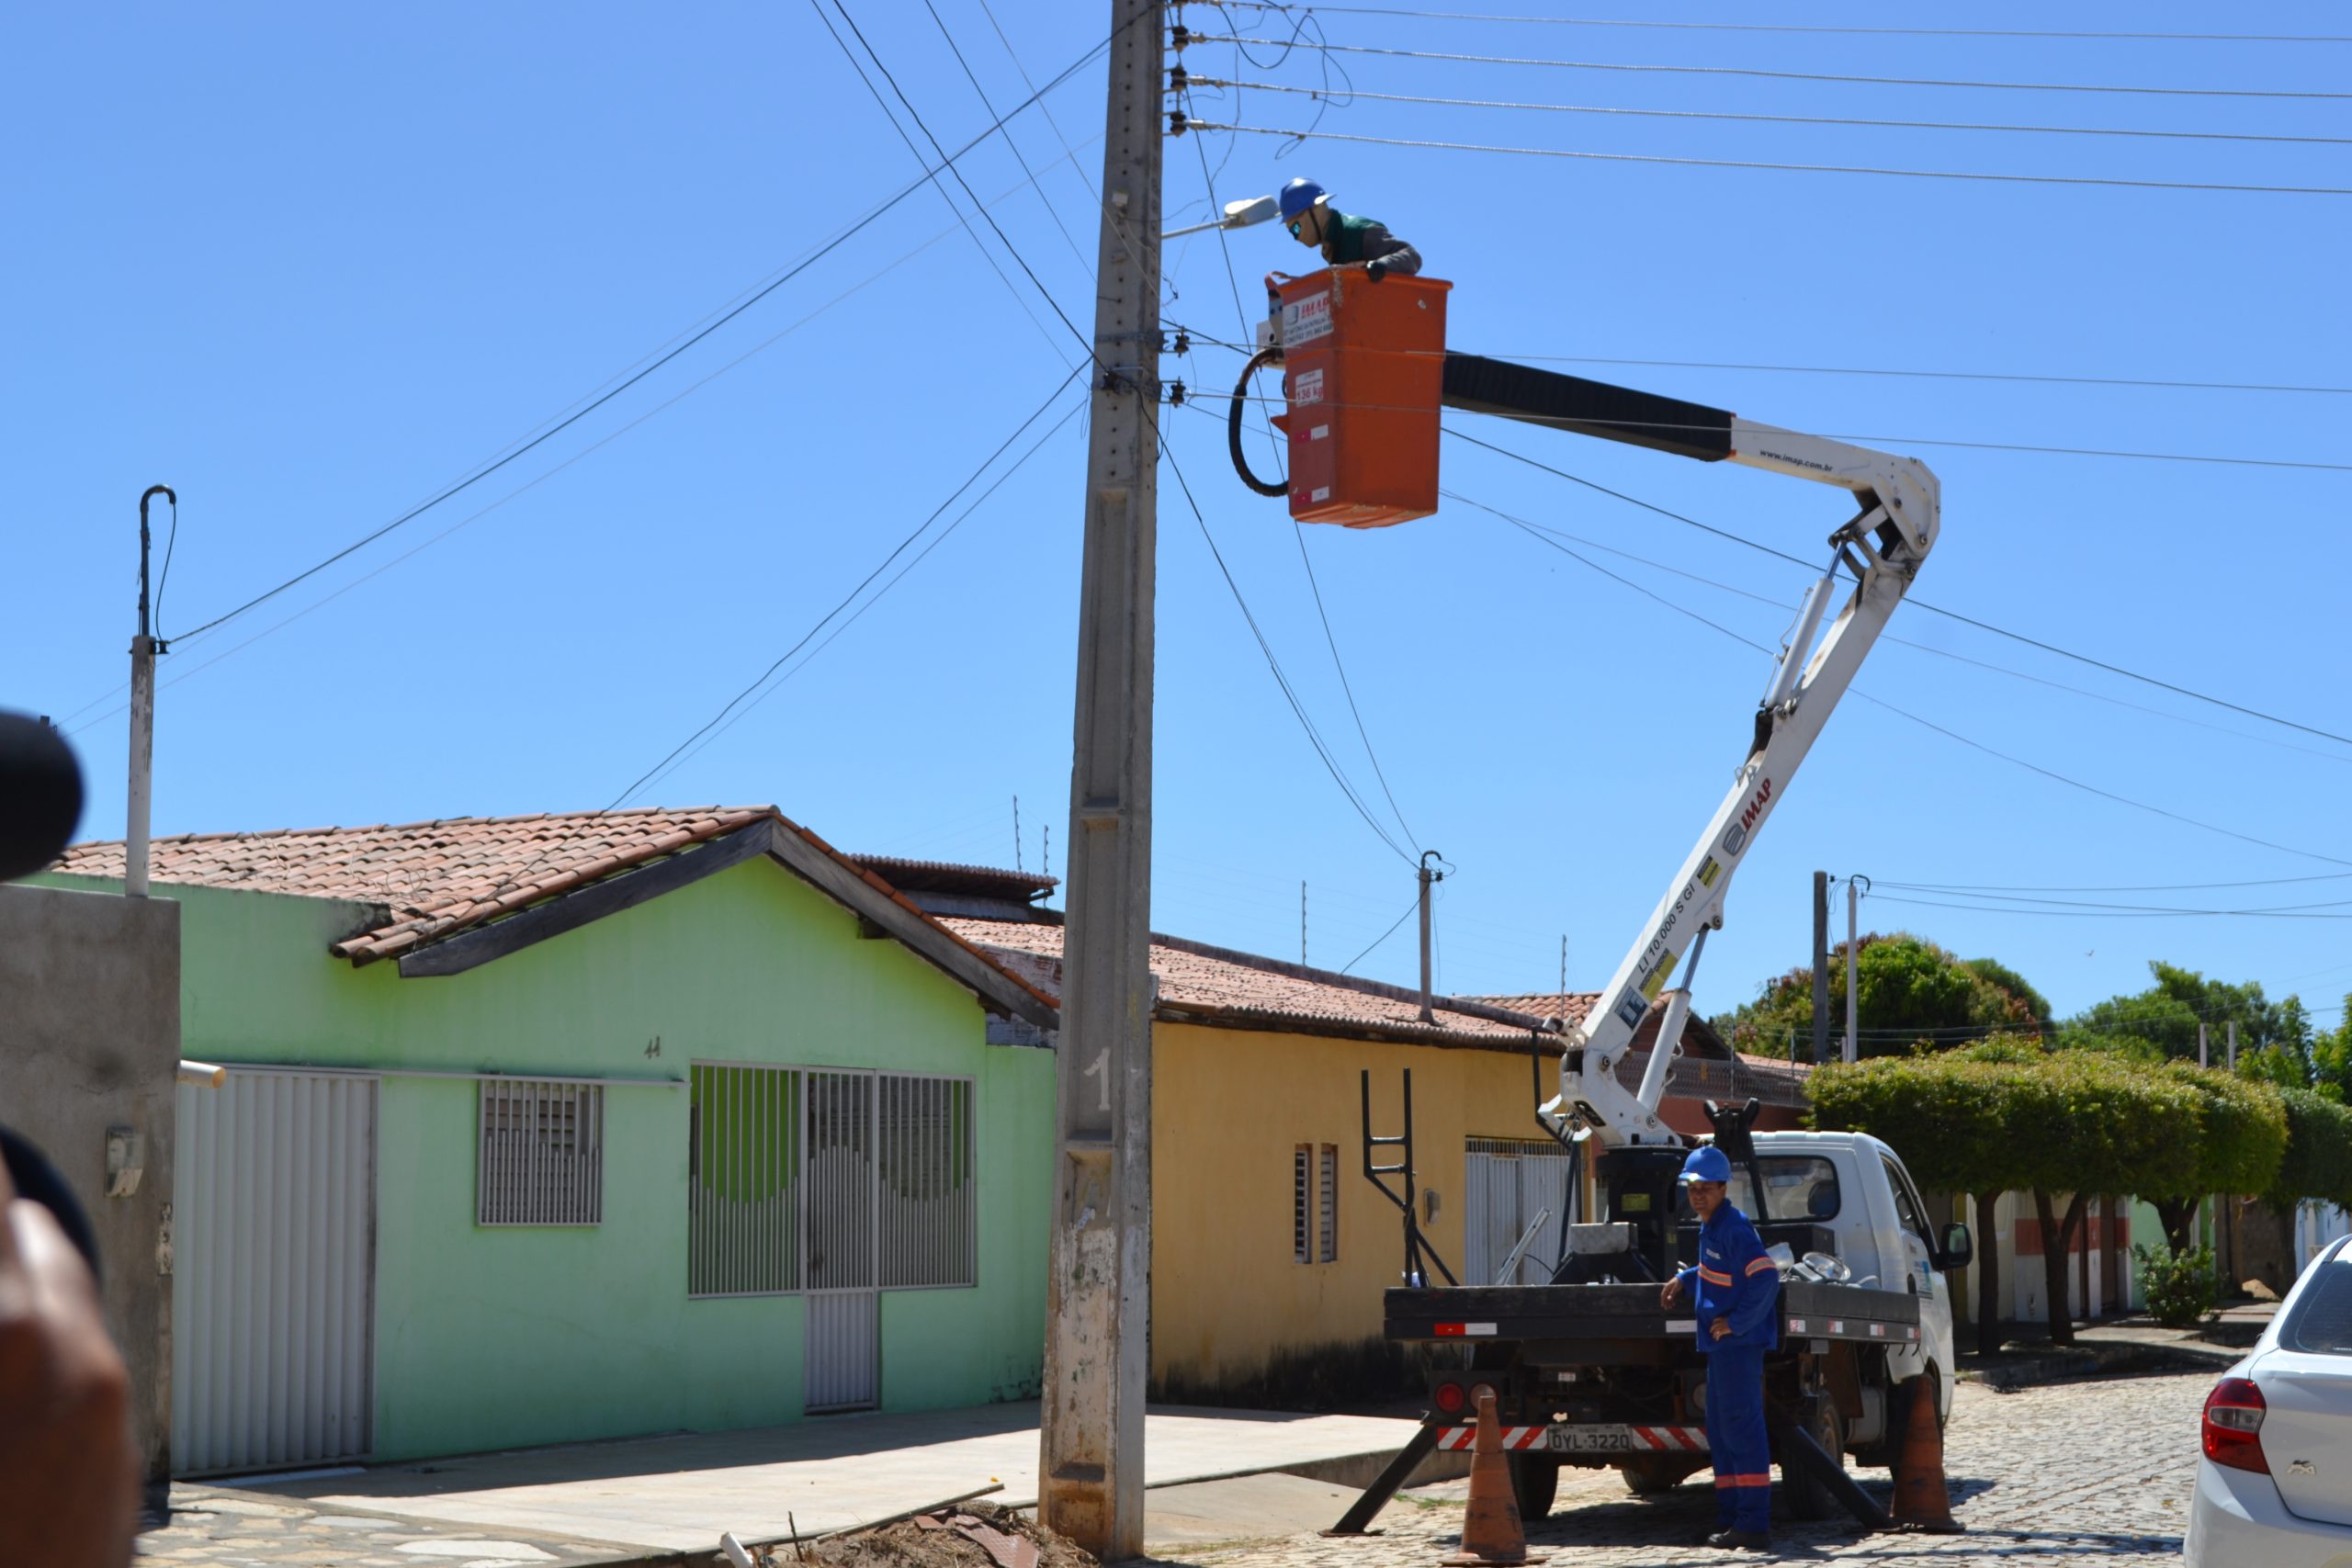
[1279, 178, 1328, 220]
[1679, 1145, 1733, 1184]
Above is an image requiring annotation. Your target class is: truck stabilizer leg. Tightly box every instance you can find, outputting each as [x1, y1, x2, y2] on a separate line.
[1769, 1418, 1891, 1531]
[1326, 1417, 1444, 1536]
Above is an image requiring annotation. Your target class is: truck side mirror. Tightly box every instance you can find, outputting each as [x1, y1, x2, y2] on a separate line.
[1938, 1222, 1973, 1271]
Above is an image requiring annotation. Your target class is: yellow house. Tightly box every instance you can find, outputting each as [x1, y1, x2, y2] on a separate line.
[938, 912, 1808, 1403]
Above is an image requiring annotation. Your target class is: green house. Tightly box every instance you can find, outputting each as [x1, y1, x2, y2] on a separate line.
[47, 807, 1061, 1474]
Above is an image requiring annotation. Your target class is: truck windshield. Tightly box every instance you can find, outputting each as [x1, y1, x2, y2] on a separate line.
[2280, 1258, 2352, 1356]
[1679, 1156, 1840, 1224]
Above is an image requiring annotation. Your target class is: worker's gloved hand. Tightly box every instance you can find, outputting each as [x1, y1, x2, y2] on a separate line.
[1366, 260, 1388, 282]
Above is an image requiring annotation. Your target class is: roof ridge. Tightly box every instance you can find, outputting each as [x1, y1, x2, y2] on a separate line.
[66, 804, 779, 855]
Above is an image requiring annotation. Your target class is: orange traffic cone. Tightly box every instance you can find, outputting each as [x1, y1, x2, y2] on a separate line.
[1890, 1378, 1962, 1534]
[1441, 1390, 1549, 1565]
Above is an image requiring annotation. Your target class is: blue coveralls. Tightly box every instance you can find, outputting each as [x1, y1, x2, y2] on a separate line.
[1674, 1203, 1781, 1535]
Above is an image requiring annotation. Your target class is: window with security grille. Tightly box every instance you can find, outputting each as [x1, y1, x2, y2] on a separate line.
[1295, 1145, 1313, 1263]
[689, 1064, 802, 1296]
[478, 1079, 604, 1225]
[876, 1074, 975, 1288]
[1318, 1145, 1339, 1263]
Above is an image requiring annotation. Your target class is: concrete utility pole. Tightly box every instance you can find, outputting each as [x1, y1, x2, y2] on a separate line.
[1811, 869, 1830, 1065]
[2199, 1021, 2210, 1070]
[127, 484, 175, 898]
[1041, 1, 1162, 1558]
[1843, 875, 1864, 1065]
[1417, 851, 1444, 1023]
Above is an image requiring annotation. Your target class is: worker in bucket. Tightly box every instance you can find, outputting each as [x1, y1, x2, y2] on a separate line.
[1277, 178, 1420, 279]
[1660, 1144, 1781, 1552]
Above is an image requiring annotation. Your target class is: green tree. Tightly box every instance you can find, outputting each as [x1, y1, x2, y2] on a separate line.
[2134, 1064, 2289, 1252]
[2309, 998, 2352, 1103]
[2267, 1086, 2352, 1211]
[1808, 1050, 2017, 1355]
[1714, 932, 2049, 1057]
[2071, 961, 2312, 1066]
[1814, 1039, 2204, 1348]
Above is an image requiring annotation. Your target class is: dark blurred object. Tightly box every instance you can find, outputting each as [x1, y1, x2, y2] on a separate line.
[0, 1128, 102, 1285]
[0, 711, 84, 881]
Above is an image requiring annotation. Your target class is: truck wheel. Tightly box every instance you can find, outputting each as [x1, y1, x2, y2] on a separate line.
[1508, 1451, 1560, 1521]
[1774, 1401, 1846, 1523]
[1620, 1455, 1701, 1495]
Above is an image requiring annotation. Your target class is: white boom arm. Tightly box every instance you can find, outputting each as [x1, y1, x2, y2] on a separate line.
[1542, 420, 1939, 1147]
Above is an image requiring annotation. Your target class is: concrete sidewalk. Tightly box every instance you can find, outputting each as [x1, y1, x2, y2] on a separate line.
[240, 1402, 1443, 1557]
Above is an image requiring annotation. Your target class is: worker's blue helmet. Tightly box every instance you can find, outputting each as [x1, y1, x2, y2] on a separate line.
[1679, 1145, 1733, 1184]
[1278, 178, 1328, 221]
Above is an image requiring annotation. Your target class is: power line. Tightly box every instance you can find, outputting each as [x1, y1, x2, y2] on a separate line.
[1189, 75, 2352, 147]
[56, 141, 1109, 736]
[165, 26, 1121, 651]
[813, 0, 1077, 365]
[1482, 355, 2352, 399]
[920, 0, 1094, 273]
[1172, 82, 1422, 856]
[1473, 497, 2352, 771]
[1446, 427, 2352, 750]
[611, 365, 1088, 808]
[1869, 892, 2352, 921]
[1342, 896, 1421, 974]
[1198, 5, 2352, 44]
[1175, 33, 2352, 98]
[1477, 483, 2352, 874]
[631, 391, 1091, 801]
[1182, 118, 2352, 198]
[1291, 519, 1421, 850]
[827, 0, 1094, 357]
[1159, 413, 1419, 866]
[1220, 382, 2352, 471]
[1882, 873, 2352, 895]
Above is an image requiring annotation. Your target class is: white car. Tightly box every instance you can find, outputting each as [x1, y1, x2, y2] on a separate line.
[2185, 1235, 2352, 1566]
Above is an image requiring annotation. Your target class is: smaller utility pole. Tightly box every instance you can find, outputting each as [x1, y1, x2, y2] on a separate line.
[1417, 851, 1444, 1022]
[1300, 881, 1307, 966]
[2227, 1021, 2238, 1071]
[127, 484, 175, 899]
[1843, 875, 1865, 1064]
[2199, 1022, 2210, 1070]
[1811, 870, 1831, 1065]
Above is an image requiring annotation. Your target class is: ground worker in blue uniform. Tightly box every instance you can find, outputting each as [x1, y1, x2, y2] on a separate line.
[1277, 178, 1422, 278]
[1659, 1144, 1781, 1552]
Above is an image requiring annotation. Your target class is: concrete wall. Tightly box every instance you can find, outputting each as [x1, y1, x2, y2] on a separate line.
[45, 859, 1054, 1463]
[0, 882, 180, 1495]
[1150, 1023, 1548, 1395]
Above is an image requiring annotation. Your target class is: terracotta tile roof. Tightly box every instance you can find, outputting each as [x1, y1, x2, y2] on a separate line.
[946, 919, 1567, 1050]
[53, 810, 1054, 1022]
[1466, 992, 1743, 1064]
[849, 856, 1056, 903]
[57, 807, 774, 960]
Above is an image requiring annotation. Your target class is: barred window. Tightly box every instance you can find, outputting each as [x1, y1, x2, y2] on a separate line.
[1295, 1145, 1312, 1263]
[1318, 1144, 1339, 1263]
[877, 1075, 975, 1288]
[478, 1079, 604, 1225]
[689, 1064, 802, 1297]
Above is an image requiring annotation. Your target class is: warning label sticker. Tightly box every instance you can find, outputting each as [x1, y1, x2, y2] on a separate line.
[1292, 367, 1326, 405]
[1283, 291, 1333, 346]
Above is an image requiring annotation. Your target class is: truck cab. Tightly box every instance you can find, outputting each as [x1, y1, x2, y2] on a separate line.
[1731, 1131, 1965, 1426]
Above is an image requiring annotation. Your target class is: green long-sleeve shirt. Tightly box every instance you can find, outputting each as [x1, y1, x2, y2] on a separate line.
[1320, 209, 1421, 275]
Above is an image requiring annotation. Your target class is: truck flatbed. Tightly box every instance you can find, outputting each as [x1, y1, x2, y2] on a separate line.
[1385, 1279, 1921, 1348]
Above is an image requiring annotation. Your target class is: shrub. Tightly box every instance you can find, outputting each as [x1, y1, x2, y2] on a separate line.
[2133, 1243, 2218, 1328]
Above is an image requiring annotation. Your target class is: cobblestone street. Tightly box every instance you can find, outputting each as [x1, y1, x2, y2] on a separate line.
[1177, 1372, 2205, 1568]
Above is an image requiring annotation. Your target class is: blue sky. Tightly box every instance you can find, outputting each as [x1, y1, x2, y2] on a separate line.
[8, 3, 2349, 1031]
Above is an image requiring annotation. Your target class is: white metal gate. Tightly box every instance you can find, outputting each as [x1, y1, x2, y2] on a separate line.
[172, 1068, 377, 1474]
[803, 1070, 878, 1413]
[1464, 1138, 1575, 1286]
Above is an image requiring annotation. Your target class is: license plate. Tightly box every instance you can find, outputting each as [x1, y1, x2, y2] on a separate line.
[1549, 1425, 1635, 1454]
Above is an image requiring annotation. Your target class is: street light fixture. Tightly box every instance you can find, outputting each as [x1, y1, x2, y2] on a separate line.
[1160, 194, 1276, 240]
